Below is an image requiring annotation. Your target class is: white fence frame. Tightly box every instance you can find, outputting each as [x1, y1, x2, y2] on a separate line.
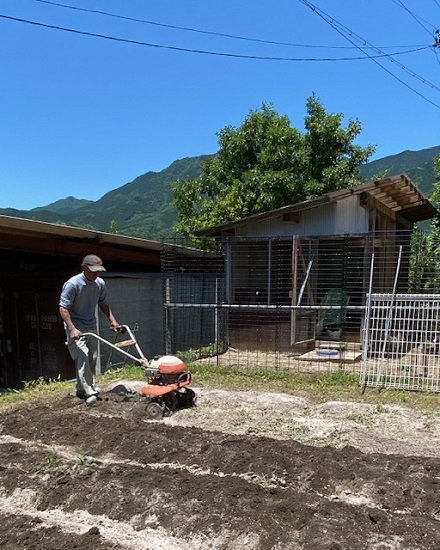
[361, 293, 440, 392]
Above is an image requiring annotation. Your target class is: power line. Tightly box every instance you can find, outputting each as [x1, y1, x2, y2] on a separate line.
[0, 13, 428, 62]
[31, 0, 425, 52]
[391, 0, 437, 35]
[299, 0, 440, 109]
[300, 0, 440, 91]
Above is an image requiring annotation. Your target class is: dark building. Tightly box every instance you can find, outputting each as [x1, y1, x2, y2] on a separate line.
[0, 216, 164, 388]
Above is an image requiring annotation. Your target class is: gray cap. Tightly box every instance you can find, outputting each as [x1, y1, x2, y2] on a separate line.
[82, 254, 106, 272]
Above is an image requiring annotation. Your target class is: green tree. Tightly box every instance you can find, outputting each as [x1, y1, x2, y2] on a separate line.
[109, 220, 118, 234]
[409, 154, 440, 292]
[173, 95, 375, 237]
[304, 94, 375, 196]
[430, 155, 440, 203]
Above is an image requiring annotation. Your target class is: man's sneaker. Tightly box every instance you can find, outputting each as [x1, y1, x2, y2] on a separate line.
[85, 395, 98, 407]
[94, 386, 101, 394]
[76, 391, 86, 400]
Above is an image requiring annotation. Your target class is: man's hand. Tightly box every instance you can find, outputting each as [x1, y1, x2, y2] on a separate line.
[111, 323, 126, 333]
[70, 327, 82, 340]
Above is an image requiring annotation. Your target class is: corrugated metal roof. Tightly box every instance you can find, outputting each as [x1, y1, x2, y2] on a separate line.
[0, 215, 208, 265]
[197, 174, 438, 236]
[0, 215, 164, 251]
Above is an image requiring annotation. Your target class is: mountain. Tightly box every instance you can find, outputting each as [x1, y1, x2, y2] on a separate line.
[0, 197, 95, 223]
[0, 155, 212, 240]
[31, 196, 94, 214]
[1, 146, 438, 240]
[359, 145, 440, 196]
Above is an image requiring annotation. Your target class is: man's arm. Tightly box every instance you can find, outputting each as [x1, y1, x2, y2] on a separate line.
[59, 306, 82, 339]
[99, 303, 120, 330]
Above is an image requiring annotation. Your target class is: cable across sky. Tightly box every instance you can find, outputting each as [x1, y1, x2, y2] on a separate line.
[0, 13, 431, 63]
[0, 0, 439, 211]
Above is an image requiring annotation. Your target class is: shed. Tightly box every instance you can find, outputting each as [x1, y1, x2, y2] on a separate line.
[0, 215, 165, 389]
[181, 175, 440, 354]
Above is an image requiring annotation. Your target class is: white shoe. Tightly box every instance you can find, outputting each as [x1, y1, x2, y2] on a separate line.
[85, 395, 98, 407]
[94, 386, 101, 394]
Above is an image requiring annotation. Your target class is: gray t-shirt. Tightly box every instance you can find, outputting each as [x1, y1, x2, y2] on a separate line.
[59, 272, 108, 332]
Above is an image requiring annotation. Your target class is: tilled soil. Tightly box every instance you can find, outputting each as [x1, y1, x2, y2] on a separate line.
[1, 383, 440, 549]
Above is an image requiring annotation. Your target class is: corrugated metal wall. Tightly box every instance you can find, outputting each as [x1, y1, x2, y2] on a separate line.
[236, 196, 369, 237]
[100, 276, 164, 369]
[5, 286, 73, 387]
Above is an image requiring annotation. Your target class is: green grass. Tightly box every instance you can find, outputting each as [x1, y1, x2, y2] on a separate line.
[76, 455, 100, 467]
[100, 364, 145, 381]
[34, 452, 62, 471]
[0, 376, 72, 407]
[1, 362, 440, 412]
[186, 363, 440, 410]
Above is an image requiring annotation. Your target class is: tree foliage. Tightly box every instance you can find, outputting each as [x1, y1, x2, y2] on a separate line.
[303, 95, 376, 196]
[173, 95, 375, 236]
[409, 154, 440, 292]
[431, 155, 440, 203]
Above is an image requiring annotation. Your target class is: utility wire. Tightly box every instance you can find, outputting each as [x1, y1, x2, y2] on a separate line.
[0, 13, 429, 62]
[300, 0, 440, 91]
[299, 0, 440, 109]
[391, 0, 437, 35]
[31, 0, 426, 51]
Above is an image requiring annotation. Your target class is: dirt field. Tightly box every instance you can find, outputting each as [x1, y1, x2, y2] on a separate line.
[1, 381, 440, 549]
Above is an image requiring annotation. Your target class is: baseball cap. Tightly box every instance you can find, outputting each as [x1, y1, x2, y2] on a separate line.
[82, 254, 106, 272]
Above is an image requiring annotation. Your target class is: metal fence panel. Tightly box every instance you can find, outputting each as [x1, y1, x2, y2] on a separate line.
[361, 294, 440, 391]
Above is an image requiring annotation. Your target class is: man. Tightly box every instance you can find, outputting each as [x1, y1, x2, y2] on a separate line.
[59, 254, 120, 405]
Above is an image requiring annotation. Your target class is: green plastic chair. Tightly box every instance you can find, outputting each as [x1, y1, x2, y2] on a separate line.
[316, 288, 350, 336]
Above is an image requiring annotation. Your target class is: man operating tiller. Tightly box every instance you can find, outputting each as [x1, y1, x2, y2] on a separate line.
[59, 254, 121, 406]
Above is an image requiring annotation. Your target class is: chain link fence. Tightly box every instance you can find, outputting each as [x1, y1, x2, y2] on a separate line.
[161, 229, 440, 389]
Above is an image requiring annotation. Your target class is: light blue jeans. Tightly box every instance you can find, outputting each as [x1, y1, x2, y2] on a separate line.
[66, 332, 99, 397]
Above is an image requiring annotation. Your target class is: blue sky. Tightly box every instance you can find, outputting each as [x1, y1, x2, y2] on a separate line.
[1, 0, 440, 210]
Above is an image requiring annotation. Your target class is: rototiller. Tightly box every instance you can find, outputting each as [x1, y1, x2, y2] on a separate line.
[81, 324, 196, 419]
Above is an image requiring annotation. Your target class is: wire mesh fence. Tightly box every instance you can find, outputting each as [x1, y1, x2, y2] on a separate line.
[161, 229, 440, 389]
[361, 293, 440, 392]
